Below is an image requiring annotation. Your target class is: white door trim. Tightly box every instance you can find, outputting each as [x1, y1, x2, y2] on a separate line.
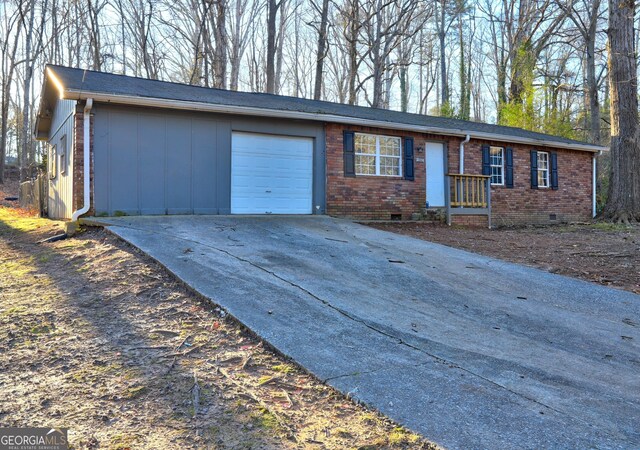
[425, 142, 446, 207]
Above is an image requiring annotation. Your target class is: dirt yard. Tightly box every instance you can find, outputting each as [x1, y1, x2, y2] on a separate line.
[0, 179, 435, 449]
[369, 221, 640, 295]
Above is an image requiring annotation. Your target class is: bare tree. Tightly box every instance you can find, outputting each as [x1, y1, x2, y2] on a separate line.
[312, 0, 330, 100]
[228, 0, 260, 90]
[265, 0, 283, 93]
[603, 0, 640, 222]
[0, 3, 24, 183]
[556, 0, 603, 144]
[19, 0, 36, 181]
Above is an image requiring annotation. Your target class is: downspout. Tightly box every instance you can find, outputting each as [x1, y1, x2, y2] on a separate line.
[592, 150, 601, 218]
[459, 134, 471, 173]
[71, 98, 93, 222]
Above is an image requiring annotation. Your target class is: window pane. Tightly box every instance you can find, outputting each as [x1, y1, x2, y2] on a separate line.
[380, 156, 400, 176]
[355, 134, 376, 154]
[537, 152, 548, 169]
[490, 147, 502, 165]
[355, 155, 375, 175]
[537, 152, 549, 187]
[538, 170, 548, 187]
[379, 137, 401, 156]
[490, 147, 503, 184]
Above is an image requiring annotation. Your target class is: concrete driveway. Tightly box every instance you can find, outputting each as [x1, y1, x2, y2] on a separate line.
[88, 215, 640, 449]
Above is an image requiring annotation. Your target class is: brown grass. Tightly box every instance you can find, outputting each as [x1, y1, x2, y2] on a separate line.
[0, 200, 436, 449]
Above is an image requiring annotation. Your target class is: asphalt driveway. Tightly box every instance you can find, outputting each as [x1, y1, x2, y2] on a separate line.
[88, 215, 640, 449]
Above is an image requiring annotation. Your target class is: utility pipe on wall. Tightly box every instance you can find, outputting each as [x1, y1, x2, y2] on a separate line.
[459, 134, 471, 173]
[592, 150, 602, 218]
[71, 98, 93, 222]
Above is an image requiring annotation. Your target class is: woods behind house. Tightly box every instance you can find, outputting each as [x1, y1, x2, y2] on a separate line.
[4, 0, 639, 221]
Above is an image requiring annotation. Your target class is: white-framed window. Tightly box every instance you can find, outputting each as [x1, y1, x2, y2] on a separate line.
[355, 133, 402, 176]
[48, 144, 57, 180]
[537, 151, 549, 188]
[490, 146, 504, 185]
[59, 135, 67, 175]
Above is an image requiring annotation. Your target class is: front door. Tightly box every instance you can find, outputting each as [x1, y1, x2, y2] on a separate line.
[425, 142, 446, 207]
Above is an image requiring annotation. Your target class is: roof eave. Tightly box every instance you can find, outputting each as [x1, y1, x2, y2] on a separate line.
[63, 88, 608, 153]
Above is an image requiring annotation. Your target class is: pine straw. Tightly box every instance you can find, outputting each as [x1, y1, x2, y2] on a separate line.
[369, 221, 640, 295]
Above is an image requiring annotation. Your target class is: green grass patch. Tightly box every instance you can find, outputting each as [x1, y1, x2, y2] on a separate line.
[251, 407, 279, 430]
[387, 426, 421, 445]
[124, 385, 148, 399]
[589, 221, 633, 231]
[1, 306, 28, 317]
[271, 364, 295, 374]
[0, 207, 55, 234]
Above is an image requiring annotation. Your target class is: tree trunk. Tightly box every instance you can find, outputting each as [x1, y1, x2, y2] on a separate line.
[437, 0, 448, 108]
[0, 13, 23, 184]
[585, 12, 601, 144]
[212, 0, 227, 89]
[347, 0, 359, 105]
[399, 65, 407, 112]
[265, 0, 279, 93]
[313, 0, 329, 100]
[20, 0, 36, 182]
[603, 0, 640, 222]
[274, 0, 286, 94]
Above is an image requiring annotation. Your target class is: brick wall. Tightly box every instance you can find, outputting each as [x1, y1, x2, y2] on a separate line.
[462, 139, 594, 226]
[325, 123, 594, 225]
[451, 215, 489, 227]
[325, 123, 458, 220]
[72, 102, 95, 217]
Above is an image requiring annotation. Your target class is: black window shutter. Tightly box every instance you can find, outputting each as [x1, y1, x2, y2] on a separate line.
[404, 137, 414, 181]
[481, 144, 491, 176]
[530, 150, 538, 189]
[550, 152, 558, 190]
[343, 131, 355, 177]
[505, 147, 514, 188]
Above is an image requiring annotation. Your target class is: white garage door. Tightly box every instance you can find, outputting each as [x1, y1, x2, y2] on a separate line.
[231, 132, 313, 214]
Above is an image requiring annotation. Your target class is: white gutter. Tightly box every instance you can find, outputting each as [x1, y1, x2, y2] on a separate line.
[71, 98, 93, 221]
[592, 150, 601, 218]
[62, 89, 608, 154]
[459, 134, 471, 173]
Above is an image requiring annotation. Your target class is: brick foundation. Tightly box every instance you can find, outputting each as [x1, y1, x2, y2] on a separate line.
[450, 215, 489, 227]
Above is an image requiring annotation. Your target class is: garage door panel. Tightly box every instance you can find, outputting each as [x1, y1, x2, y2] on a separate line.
[231, 133, 313, 214]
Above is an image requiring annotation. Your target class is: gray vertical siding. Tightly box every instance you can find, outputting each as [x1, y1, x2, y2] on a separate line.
[47, 99, 76, 219]
[92, 104, 325, 216]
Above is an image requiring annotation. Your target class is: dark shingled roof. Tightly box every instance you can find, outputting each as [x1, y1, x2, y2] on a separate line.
[45, 65, 603, 150]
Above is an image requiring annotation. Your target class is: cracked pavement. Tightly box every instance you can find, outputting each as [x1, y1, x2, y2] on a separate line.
[87, 215, 640, 449]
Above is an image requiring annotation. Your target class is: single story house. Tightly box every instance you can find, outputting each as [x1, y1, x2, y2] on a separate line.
[35, 65, 606, 226]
